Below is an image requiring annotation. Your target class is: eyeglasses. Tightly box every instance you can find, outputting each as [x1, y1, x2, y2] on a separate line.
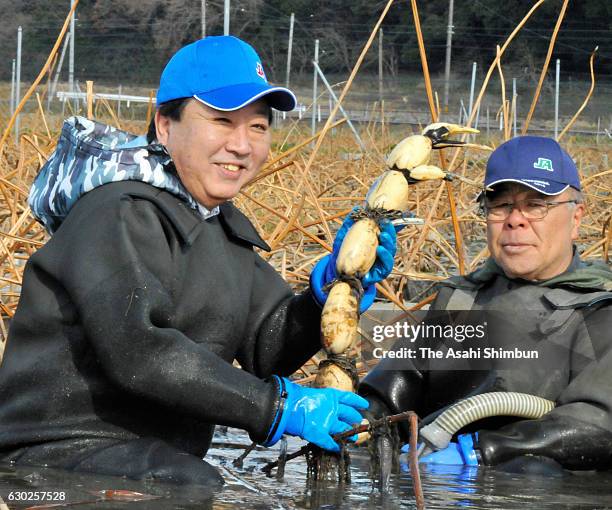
[482, 198, 577, 221]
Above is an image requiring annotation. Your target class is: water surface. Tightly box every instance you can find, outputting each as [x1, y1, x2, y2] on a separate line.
[2, 428, 611, 509]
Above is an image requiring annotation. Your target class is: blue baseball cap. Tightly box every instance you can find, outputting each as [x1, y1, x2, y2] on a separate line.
[484, 136, 581, 195]
[157, 36, 296, 112]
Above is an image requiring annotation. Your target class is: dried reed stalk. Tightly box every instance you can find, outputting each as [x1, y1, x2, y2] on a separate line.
[145, 90, 155, 127]
[522, 0, 570, 134]
[36, 94, 51, 139]
[1, 0, 609, 381]
[495, 46, 510, 140]
[259, 119, 346, 173]
[301, 0, 395, 176]
[557, 48, 599, 142]
[0, 0, 80, 151]
[409, 0, 467, 274]
[86, 81, 94, 119]
[100, 98, 122, 129]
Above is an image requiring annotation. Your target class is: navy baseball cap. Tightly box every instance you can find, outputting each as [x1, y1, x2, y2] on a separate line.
[484, 136, 581, 195]
[157, 36, 296, 112]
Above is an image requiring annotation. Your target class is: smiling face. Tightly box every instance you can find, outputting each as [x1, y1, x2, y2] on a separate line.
[155, 98, 271, 209]
[486, 184, 584, 281]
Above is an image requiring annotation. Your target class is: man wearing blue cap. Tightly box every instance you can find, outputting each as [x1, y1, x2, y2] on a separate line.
[360, 136, 612, 472]
[0, 36, 397, 485]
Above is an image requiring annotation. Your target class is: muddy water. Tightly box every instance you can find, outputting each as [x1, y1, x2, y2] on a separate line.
[1, 428, 612, 509]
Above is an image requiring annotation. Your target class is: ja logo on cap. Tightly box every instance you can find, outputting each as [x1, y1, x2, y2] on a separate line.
[533, 157, 554, 172]
[256, 62, 266, 80]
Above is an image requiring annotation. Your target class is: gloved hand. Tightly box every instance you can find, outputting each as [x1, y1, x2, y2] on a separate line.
[402, 433, 479, 465]
[264, 376, 369, 452]
[310, 208, 400, 313]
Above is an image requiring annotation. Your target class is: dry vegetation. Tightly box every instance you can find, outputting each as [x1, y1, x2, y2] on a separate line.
[0, 104, 610, 365]
[0, 0, 610, 372]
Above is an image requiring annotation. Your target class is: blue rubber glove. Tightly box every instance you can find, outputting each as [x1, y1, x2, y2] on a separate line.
[311, 255, 377, 313]
[310, 208, 399, 313]
[263, 376, 369, 452]
[402, 433, 479, 465]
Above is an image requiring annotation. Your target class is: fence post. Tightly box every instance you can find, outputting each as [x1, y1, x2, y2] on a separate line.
[313, 61, 365, 152]
[311, 39, 319, 140]
[15, 26, 22, 144]
[201, 0, 206, 38]
[468, 62, 476, 118]
[285, 13, 294, 88]
[49, 31, 70, 110]
[378, 29, 384, 104]
[512, 77, 517, 137]
[223, 0, 230, 35]
[474, 103, 481, 130]
[10, 59, 16, 117]
[443, 0, 455, 111]
[554, 59, 560, 139]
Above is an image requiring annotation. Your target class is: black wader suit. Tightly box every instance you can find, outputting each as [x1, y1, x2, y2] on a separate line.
[360, 254, 612, 471]
[0, 180, 322, 486]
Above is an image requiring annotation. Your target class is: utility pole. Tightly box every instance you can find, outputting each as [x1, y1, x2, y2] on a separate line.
[285, 13, 294, 88]
[378, 29, 383, 104]
[201, 0, 206, 38]
[15, 27, 22, 143]
[443, 0, 454, 112]
[69, 0, 76, 109]
[224, 0, 230, 35]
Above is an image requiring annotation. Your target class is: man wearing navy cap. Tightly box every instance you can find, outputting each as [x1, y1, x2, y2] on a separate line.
[360, 136, 612, 471]
[482, 135, 585, 283]
[0, 36, 399, 485]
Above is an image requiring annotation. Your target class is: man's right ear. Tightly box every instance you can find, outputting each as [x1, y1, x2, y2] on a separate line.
[155, 111, 171, 145]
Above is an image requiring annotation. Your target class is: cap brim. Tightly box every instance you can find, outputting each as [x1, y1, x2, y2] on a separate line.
[475, 178, 569, 202]
[194, 83, 296, 112]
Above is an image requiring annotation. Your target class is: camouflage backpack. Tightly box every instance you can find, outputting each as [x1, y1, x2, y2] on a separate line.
[29, 116, 196, 234]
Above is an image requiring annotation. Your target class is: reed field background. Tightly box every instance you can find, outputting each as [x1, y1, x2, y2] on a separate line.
[0, 0, 610, 373]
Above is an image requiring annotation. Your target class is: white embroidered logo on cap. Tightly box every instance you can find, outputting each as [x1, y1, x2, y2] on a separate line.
[256, 62, 266, 80]
[533, 158, 554, 172]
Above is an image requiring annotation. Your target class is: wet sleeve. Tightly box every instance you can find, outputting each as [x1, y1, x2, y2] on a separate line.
[235, 252, 323, 378]
[357, 288, 457, 431]
[478, 304, 612, 470]
[60, 196, 280, 443]
[478, 415, 612, 470]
